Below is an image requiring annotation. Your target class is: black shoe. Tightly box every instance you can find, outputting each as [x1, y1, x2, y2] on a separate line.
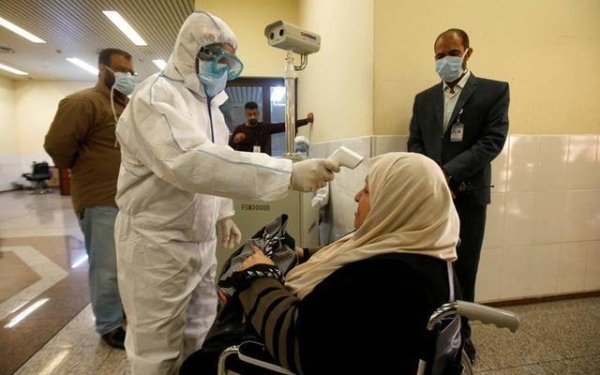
[463, 337, 477, 364]
[102, 327, 126, 350]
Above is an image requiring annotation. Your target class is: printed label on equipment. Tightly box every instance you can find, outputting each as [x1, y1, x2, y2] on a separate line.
[241, 204, 271, 211]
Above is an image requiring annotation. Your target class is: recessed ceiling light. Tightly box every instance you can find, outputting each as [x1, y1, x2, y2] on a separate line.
[103, 11, 147, 46]
[0, 16, 45, 43]
[66, 58, 99, 76]
[153, 59, 167, 70]
[0, 62, 28, 75]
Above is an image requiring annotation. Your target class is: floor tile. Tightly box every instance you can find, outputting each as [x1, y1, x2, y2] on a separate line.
[470, 322, 563, 371]
[540, 355, 600, 374]
[501, 297, 599, 317]
[520, 311, 600, 359]
[475, 364, 549, 374]
[95, 349, 131, 375]
[13, 344, 111, 375]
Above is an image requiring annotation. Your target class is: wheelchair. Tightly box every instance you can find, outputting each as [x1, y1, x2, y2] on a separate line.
[217, 300, 520, 375]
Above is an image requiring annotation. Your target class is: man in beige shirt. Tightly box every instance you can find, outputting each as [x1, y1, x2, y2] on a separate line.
[44, 48, 136, 349]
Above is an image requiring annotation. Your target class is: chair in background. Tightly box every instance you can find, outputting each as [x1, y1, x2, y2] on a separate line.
[22, 161, 53, 194]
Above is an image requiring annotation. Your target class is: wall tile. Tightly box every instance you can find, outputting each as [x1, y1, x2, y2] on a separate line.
[584, 241, 600, 291]
[371, 135, 407, 155]
[483, 192, 505, 248]
[529, 244, 560, 296]
[590, 191, 600, 241]
[491, 141, 509, 193]
[504, 192, 536, 246]
[506, 135, 539, 192]
[562, 191, 595, 242]
[557, 242, 587, 293]
[475, 246, 502, 302]
[566, 135, 597, 190]
[536, 135, 569, 191]
[499, 245, 532, 299]
[533, 191, 566, 244]
[595, 136, 600, 189]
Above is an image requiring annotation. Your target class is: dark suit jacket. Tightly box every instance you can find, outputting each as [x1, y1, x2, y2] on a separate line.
[407, 73, 509, 205]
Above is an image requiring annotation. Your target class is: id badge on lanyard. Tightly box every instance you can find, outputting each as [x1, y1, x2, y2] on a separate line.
[253, 145, 261, 153]
[450, 108, 464, 143]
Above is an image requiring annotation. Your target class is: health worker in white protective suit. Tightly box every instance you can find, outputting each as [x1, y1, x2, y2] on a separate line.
[114, 11, 340, 375]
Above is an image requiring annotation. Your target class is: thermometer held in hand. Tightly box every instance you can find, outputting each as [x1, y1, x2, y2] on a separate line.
[328, 146, 364, 169]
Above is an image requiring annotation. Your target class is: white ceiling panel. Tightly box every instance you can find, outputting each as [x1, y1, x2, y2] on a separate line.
[0, 0, 194, 81]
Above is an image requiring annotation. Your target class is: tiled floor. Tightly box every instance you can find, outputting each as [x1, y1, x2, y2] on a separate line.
[1, 190, 599, 374]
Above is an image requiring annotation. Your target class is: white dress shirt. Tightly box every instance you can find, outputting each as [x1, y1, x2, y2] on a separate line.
[442, 70, 471, 132]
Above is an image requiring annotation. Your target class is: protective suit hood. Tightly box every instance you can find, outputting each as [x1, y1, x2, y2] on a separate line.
[163, 11, 238, 97]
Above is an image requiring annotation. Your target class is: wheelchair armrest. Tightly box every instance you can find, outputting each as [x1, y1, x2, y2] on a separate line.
[456, 301, 520, 333]
[238, 341, 295, 375]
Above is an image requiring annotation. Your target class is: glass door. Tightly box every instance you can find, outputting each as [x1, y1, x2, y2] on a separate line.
[223, 77, 296, 156]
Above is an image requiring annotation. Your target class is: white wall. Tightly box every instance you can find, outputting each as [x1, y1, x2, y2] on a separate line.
[373, 0, 600, 135]
[195, 0, 375, 144]
[297, 0, 374, 142]
[0, 80, 92, 191]
[13, 80, 93, 171]
[0, 76, 19, 190]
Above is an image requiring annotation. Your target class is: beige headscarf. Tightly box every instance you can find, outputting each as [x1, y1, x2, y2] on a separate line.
[285, 152, 459, 299]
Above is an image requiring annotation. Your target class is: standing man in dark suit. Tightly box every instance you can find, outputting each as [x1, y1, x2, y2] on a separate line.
[407, 28, 509, 364]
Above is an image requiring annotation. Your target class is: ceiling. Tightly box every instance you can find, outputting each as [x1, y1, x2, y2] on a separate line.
[0, 0, 194, 82]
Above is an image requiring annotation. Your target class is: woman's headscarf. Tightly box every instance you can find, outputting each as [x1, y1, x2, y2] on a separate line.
[285, 152, 459, 298]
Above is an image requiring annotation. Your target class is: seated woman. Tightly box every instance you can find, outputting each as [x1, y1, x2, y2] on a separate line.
[181, 152, 460, 374]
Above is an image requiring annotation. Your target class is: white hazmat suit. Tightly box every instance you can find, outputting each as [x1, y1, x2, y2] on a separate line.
[115, 11, 338, 375]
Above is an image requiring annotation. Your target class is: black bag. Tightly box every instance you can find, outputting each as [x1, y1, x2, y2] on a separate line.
[202, 213, 297, 353]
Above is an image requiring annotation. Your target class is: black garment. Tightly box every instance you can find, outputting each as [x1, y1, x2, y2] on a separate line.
[407, 73, 509, 206]
[407, 73, 509, 341]
[181, 253, 456, 374]
[454, 200, 487, 339]
[229, 118, 310, 155]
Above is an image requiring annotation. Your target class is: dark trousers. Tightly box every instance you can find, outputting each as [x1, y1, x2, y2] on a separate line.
[453, 200, 487, 339]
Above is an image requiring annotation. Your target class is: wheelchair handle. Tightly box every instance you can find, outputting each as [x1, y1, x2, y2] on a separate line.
[455, 301, 520, 332]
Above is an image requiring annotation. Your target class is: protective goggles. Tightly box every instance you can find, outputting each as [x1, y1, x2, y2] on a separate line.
[197, 44, 243, 80]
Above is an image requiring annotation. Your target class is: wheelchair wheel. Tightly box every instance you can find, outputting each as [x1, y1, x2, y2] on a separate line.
[461, 349, 474, 375]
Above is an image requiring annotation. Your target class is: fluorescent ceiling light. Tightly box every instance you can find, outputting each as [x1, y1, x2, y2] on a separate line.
[66, 58, 99, 76]
[103, 11, 147, 46]
[153, 59, 167, 70]
[5, 298, 49, 328]
[0, 16, 45, 43]
[0, 62, 28, 75]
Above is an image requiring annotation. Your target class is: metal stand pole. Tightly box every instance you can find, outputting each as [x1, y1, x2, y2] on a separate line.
[284, 51, 300, 160]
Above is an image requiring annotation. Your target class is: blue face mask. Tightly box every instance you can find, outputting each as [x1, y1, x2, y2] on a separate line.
[198, 61, 229, 97]
[111, 70, 137, 96]
[435, 49, 468, 83]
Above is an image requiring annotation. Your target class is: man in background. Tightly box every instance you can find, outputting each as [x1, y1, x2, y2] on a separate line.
[44, 48, 137, 349]
[229, 101, 314, 155]
[407, 28, 509, 364]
